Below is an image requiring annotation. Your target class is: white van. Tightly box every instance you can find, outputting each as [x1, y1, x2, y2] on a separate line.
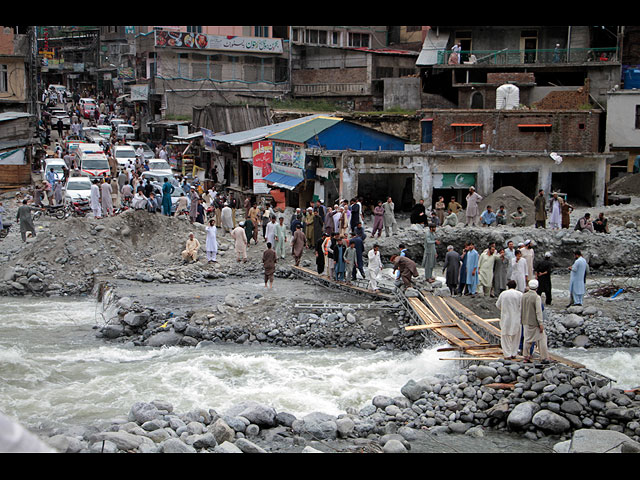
[75, 143, 109, 178]
[116, 123, 135, 141]
[80, 153, 111, 179]
[113, 145, 137, 169]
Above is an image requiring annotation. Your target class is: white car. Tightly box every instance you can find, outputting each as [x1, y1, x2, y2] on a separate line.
[127, 141, 154, 161]
[113, 145, 137, 169]
[50, 109, 70, 129]
[63, 175, 92, 203]
[146, 158, 173, 175]
[42, 158, 67, 182]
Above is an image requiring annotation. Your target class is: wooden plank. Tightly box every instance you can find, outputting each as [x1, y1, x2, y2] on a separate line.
[439, 357, 504, 361]
[423, 295, 489, 345]
[405, 323, 459, 331]
[444, 297, 503, 338]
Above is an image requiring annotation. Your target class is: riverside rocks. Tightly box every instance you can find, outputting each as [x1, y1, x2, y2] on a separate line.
[42, 360, 640, 453]
[96, 293, 425, 352]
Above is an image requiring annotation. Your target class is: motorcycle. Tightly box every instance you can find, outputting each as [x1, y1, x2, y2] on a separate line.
[32, 204, 66, 220]
[66, 199, 92, 218]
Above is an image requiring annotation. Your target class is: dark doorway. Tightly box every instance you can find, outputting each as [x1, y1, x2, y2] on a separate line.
[551, 171, 595, 207]
[493, 172, 538, 199]
[358, 173, 414, 214]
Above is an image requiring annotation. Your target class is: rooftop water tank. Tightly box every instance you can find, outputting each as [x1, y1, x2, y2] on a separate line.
[496, 84, 520, 110]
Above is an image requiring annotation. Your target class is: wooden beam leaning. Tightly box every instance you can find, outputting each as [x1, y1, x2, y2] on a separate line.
[443, 297, 502, 339]
[422, 294, 489, 345]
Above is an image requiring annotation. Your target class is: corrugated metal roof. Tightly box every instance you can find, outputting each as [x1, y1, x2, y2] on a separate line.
[266, 116, 342, 144]
[416, 29, 450, 66]
[212, 114, 326, 146]
[0, 112, 33, 123]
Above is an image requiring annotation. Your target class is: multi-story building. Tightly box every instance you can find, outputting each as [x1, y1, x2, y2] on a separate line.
[289, 26, 419, 111]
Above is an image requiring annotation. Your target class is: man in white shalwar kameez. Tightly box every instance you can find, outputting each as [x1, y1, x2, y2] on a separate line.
[265, 216, 277, 247]
[100, 180, 113, 217]
[367, 244, 383, 292]
[220, 203, 234, 235]
[549, 193, 562, 230]
[495, 280, 523, 358]
[205, 219, 218, 263]
[90, 181, 102, 218]
[510, 250, 528, 292]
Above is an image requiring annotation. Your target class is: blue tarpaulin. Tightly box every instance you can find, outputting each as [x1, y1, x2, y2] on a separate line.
[263, 172, 303, 190]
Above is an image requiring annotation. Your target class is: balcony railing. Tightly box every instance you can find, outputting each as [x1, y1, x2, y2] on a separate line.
[437, 47, 619, 66]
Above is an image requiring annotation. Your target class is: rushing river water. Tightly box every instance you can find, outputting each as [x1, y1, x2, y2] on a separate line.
[1, 296, 639, 453]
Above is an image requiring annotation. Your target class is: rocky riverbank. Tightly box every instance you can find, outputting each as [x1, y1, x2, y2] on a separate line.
[40, 358, 640, 454]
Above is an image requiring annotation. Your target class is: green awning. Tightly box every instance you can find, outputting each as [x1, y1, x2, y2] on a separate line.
[266, 116, 341, 144]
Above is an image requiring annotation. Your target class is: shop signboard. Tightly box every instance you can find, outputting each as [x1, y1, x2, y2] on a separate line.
[273, 142, 305, 169]
[154, 30, 283, 54]
[252, 140, 273, 194]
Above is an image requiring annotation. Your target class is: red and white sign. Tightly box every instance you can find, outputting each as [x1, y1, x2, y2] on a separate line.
[252, 141, 272, 194]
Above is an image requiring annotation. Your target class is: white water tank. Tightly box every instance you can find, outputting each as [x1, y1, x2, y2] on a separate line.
[496, 84, 520, 110]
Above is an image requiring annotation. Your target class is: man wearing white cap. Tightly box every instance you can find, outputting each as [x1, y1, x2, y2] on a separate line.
[496, 280, 523, 359]
[521, 279, 550, 363]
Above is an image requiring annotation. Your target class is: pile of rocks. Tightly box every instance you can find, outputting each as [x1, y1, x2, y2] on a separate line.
[43, 360, 640, 453]
[546, 304, 640, 349]
[97, 294, 425, 352]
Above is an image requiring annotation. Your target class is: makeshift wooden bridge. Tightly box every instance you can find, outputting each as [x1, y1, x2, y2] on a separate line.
[290, 265, 394, 300]
[290, 266, 585, 368]
[400, 289, 585, 368]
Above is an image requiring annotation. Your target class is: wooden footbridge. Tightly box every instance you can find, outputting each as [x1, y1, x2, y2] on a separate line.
[290, 266, 585, 368]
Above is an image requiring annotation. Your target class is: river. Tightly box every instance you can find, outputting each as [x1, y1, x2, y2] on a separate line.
[1, 296, 638, 453]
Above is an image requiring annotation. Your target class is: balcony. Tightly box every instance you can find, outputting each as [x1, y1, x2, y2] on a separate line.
[436, 47, 619, 66]
[293, 83, 371, 97]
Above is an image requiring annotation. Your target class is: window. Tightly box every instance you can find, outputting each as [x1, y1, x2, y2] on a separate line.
[348, 32, 370, 48]
[254, 26, 269, 37]
[331, 31, 341, 46]
[0, 64, 7, 92]
[305, 29, 328, 45]
[421, 120, 433, 143]
[187, 26, 202, 34]
[453, 125, 483, 144]
[517, 124, 552, 132]
[375, 67, 394, 79]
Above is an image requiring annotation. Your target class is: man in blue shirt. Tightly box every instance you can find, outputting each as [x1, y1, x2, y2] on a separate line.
[480, 205, 497, 227]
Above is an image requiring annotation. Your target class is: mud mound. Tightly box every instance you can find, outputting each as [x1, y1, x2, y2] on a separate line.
[479, 186, 535, 226]
[609, 173, 640, 195]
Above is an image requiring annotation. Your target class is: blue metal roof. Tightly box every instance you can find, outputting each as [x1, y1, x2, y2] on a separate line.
[305, 121, 406, 151]
[263, 172, 304, 190]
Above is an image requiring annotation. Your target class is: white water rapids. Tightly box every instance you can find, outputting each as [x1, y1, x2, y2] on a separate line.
[1, 296, 638, 436]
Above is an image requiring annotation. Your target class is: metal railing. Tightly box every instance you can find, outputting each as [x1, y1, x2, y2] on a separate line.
[438, 47, 618, 66]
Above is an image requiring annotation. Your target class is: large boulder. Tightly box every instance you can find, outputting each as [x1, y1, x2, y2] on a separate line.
[531, 410, 571, 434]
[507, 401, 540, 429]
[556, 429, 640, 453]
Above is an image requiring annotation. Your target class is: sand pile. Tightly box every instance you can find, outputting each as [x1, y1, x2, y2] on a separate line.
[608, 173, 640, 195]
[478, 186, 535, 226]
